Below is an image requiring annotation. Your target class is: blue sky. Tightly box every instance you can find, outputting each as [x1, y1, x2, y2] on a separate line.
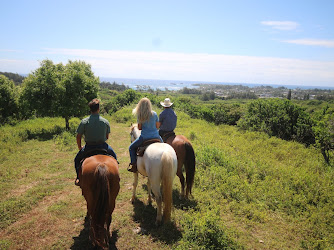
[1, 0, 334, 87]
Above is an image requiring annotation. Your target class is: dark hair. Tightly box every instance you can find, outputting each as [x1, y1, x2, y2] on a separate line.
[88, 98, 100, 112]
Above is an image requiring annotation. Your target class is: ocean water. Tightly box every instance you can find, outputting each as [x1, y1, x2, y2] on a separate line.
[100, 77, 334, 90]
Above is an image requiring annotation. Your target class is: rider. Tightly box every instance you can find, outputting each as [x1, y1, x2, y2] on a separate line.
[128, 97, 162, 173]
[74, 98, 117, 185]
[158, 98, 177, 141]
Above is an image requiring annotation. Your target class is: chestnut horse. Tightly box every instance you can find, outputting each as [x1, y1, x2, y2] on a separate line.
[79, 155, 120, 249]
[130, 124, 177, 224]
[164, 134, 195, 199]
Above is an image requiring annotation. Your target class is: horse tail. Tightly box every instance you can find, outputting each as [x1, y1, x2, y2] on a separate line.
[184, 142, 196, 195]
[93, 164, 110, 226]
[161, 151, 175, 222]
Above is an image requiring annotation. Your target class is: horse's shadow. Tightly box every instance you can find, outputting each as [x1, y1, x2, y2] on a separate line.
[131, 184, 197, 245]
[172, 189, 198, 211]
[71, 215, 119, 250]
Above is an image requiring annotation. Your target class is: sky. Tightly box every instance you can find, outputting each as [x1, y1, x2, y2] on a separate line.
[1, 0, 334, 87]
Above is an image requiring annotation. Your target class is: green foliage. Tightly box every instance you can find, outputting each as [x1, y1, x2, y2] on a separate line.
[0, 75, 19, 124]
[100, 81, 130, 91]
[59, 60, 99, 128]
[0, 71, 25, 85]
[238, 98, 315, 145]
[179, 87, 202, 95]
[105, 89, 141, 114]
[312, 107, 334, 163]
[177, 116, 334, 248]
[20, 60, 64, 118]
[111, 105, 137, 124]
[177, 209, 239, 249]
[20, 60, 99, 129]
[0, 117, 66, 162]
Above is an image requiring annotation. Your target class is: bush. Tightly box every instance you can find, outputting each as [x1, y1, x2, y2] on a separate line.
[238, 99, 315, 145]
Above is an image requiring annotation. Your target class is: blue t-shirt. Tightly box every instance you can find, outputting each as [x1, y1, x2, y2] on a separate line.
[159, 108, 177, 131]
[140, 111, 160, 140]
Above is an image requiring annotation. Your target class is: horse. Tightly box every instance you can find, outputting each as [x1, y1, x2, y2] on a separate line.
[79, 154, 120, 249]
[164, 134, 196, 199]
[130, 124, 177, 224]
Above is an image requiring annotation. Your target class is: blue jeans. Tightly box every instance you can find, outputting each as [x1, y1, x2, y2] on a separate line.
[74, 142, 117, 177]
[129, 136, 162, 164]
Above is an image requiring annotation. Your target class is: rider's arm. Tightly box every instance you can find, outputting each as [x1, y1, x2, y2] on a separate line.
[76, 134, 83, 150]
[138, 123, 142, 130]
[156, 122, 160, 129]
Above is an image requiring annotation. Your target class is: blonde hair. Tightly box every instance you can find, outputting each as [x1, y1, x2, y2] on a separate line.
[132, 97, 153, 123]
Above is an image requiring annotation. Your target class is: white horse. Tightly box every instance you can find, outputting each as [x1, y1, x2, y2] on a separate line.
[130, 124, 177, 224]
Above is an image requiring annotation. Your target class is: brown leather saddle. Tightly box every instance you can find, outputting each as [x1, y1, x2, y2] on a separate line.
[137, 139, 161, 157]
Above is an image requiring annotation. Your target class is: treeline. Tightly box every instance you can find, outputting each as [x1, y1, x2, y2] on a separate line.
[100, 81, 130, 91]
[102, 90, 334, 164]
[0, 72, 25, 85]
[2, 62, 334, 164]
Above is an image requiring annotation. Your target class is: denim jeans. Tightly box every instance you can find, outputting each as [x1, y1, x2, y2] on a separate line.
[129, 136, 144, 164]
[129, 135, 163, 164]
[74, 142, 117, 177]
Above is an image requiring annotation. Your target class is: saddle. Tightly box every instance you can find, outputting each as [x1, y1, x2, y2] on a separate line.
[136, 139, 161, 157]
[162, 131, 175, 143]
[79, 148, 115, 166]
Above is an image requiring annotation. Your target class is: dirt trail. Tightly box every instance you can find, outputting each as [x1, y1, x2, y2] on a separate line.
[0, 123, 172, 249]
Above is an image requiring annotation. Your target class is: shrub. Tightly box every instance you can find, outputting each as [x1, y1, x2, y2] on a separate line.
[238, 99, 315, 145]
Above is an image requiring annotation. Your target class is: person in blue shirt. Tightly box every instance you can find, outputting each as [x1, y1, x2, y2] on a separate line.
[128, 97, 162, 172]
[74, 99, 117, 185]
[159, 98, 177, 140]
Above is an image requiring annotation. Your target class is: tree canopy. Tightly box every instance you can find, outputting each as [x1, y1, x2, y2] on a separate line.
[20, 60, 99, 129]
[0, 75, 19, 124]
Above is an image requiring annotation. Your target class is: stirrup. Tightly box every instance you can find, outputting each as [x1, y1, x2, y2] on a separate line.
[75, 178, 80, 186]
[127, 163, 137, 173]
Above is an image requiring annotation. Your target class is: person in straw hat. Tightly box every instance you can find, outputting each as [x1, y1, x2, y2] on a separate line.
[159, 98, 177, 140]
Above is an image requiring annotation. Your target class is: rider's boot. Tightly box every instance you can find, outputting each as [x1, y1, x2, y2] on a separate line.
[127, 162, 138, 173]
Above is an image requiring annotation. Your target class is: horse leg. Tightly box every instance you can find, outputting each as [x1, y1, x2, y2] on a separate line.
[106, 215, 111, 241]
[151, 182, 162, 225]
[131, 172, 139, 203]
[147, 179, 152, 205]
[177, 163, 185, 198]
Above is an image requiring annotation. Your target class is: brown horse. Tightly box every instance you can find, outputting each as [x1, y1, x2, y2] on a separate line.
[165, 134, 195, 198]
[79, 155, 120, 249]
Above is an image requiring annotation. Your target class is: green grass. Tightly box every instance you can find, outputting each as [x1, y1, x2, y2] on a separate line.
[1, 111, 334, 249]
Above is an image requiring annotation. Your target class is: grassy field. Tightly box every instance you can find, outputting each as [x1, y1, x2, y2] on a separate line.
[0, 109, 333, 249]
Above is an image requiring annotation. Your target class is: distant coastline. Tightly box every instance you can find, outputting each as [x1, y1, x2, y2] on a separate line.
[100, 77, 334, 91]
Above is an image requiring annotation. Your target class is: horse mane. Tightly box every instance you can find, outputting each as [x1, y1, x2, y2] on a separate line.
[130, 123, 137, 131]
[130, 123, 141, 139]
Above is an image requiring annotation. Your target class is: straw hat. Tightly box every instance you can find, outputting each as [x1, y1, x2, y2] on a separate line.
[160, 98, 173, 107]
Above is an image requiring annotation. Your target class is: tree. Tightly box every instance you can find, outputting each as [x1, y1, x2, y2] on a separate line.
[238, 99, 315, 145]
[0, 75, 19, 124]
[59, 60, 99, 129]
[20, 60, 63, 118]
[20, 60, 99, 129]
[313, 108, 334, 164]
